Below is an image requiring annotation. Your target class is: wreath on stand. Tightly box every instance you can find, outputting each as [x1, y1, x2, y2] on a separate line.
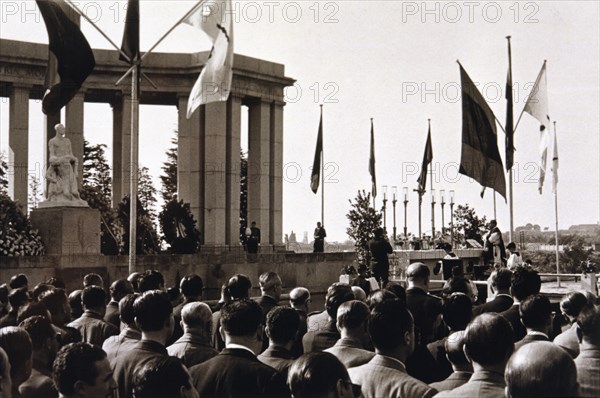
[159, 199, 201, 254]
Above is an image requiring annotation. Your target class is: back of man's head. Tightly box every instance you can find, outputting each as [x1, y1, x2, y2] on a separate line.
[406, 262, 430, 283]
[351, 286, 367, 302]
[8, 287, 29, 310]
[491, 269, 512, 291]
[519, 294, 551, 331]
[505, 341, 578, 398]
[9, 273, 28, 290]
[52, 342, 108, 397]
[0, 326, 33, 386]
[119, 293, 139, 327]
[226, 274, 252, 300]
[17, 301, 50, 324]
[337, 300, 369, 332]
[19, 315, 56, 352]
[464, 313, 514, 368]
[510, 267, 541, 302]
[287, 352, 353, 398]
[442, 293, 473, 331]
[82, 273, 103, 289]
[39, 288, 68, 320]
[110, 279, 134, 302]
[442, 277, 472, 299]
[181, 302, 212, 331]
[560, 291, 590, 319]
[138, 270, 165, 293]
[266, 306, 300, 345]
[133, 356, 195, 398]
[369, 299, 413, 352]
[31, 283, 54, 302]
[367, 289, 397, 310]
[81, 286, 107, 310]
[289, 287, 310, 308]
[128, 272, 142, 292]
[179, 274, 203, 299]
[445, 330, 471, 369]
[577, 305, 600, 345]
[134, 290, 172, 332]
[325, 283, 355, 318]
[220, 298, 262, 337]
[259, 272, 282, 292]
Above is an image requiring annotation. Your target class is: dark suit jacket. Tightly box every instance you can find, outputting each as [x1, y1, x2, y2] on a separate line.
[257, 345, 296, 373]
[102, 327, 141, 363]
[500, 304, 526, 342]
[473, 294, 513, 316]
[302, 317, 339, 353]
[574, 346, 600, 398]
[67, 310, 119, 347]
[324, 337, 375, 369]
[104, 300, 120, 328]
[434, 370, 505, 398]
[190, 348, 289, 398]
[427, 337, 452, 382]
[429, 371, 473, 393]
[167, 332, 219, 368]
[18, 364, 58, 398]
[111, 340, 168, 398]
[258, 295, 279, 319]
[514, 332, 549, 351]
[406, 288, 443, 346]
[291, 309, 307, 357]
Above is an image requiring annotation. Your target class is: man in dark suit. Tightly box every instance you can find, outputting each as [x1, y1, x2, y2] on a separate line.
[575, 306, 600, 397]
[289, 287, 310, 357]
[258, 272, 283, 319]
[258, 306, 299, 372]
[246, 221, 261, 253]
[324, 300, 375, 369]
[514, 294, 551, 351]
[500, 267, 541, 342]
[168, 302, 218, 368]
[368, 227, 393, 286]
[67, 286, 118, 347]
[429, 331, 473, 393]
[171, 274, 203, 344]
[505, 341, 578, 398]
[190, 299, 288, 397]
[473, 269, 513, 316]
[111, 290, 174, 398]
[435, 313, 514, 398]
[348, 299, 436, 398]
[102, 294, 140, 363]
[104, 279, 134, 329]
[288, 352, 358, 398]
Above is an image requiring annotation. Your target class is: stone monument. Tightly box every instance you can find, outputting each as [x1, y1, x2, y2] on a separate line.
[30, 123, 100, 255]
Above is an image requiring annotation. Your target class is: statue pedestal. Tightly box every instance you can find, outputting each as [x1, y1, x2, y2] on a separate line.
[30, 207, 101, 255]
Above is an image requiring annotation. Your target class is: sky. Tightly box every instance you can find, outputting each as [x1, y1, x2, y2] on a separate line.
[1, 0, 599, 242]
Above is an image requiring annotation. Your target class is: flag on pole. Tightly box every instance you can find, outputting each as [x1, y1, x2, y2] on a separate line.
[369, 119, 377, 198]
[523, 62, 550, 194]
[120, 0, 140, 63]
[458, 63, 506, 199]
[417, 126, 433, 192]
[36, 0, 95, 115]
[505, 67, 515, 171]
[310, 107, 323, 194]
[552, 126, 559, 194]
[184, 0, 234, 118]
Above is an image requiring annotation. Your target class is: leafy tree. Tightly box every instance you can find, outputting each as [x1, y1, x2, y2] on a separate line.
[0, 192, 45, 256]
[0, 152, 7, 195]
[452, 204, 487, 245]
[561, 236, 594, 273]
[28, 175, 43, 210]
[138, 166, 158, 224]
[240, 150, 247, 226]
[159, 198, 201, 253]
[160, 132, 178, 203]
[346, 190, 382, 264]
[117, 195, 160, 255]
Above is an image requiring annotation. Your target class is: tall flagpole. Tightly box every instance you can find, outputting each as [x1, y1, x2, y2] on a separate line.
[493, 191, 497, 220]
[429, 119, 435, 240]
[507, 36, 515, 242]
[553, 121, 560, 287]
[320, 104, 324, 226]
[128, 64, 140, 274]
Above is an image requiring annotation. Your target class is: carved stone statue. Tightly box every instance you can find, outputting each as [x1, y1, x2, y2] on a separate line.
[41, 123, 87, 207]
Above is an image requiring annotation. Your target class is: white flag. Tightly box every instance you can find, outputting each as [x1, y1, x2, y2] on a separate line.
[552, 127, 559, 193]
[523, 62, 550, 194]
[184, 0, 233, 118]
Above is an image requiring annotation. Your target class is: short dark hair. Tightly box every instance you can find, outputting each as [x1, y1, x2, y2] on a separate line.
[31, 283, 54, 302]
[68, 290, 83, 319]
[134, 290, 172, 332]
[226, 274, 252, 300]
[519, 294, 551, 330]
[82, 273, 103, 288]
[138, 270, 165, 293]
[52, 342, 106, 396]
[325, 283, 354, 318]
[464, 313, 513, 366]
[442, 277, 471, 299]
[19, 315, 56, 351]
[384, 282, 406, 303]
[220, 299, 263, 337]
[560, 291, 590, 318]
[39, 288, 68, 316]
[506, 242, 517, 251]
[180, 274, 203, 298]
[0, 326, 33, 383]
[577, 305, 600, 344]
[491, 269, 512, 290]
[445, 331, 470, 367]
[442, 293, 473, 331]
[367, 289, 397, 310]
[511, 267, 541, 301]
[133, 356, 193, 398]
[82, 286, 107, 309]
[337, 300, 369, 330]
[8, 287, 29, 310]
[287, 352, 351, 398]
[9, 274, 28, 289]
[369, 299, 413, 352]
[110, 279, 134, 301]
[119, 293, 139, 326]
[259, 272, 281, 291]
[17, 301, 50, 324]
[0, 284, 9, 304]
[266, 306, 300, 345]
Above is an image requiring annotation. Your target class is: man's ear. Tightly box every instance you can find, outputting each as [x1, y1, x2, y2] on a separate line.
[73, 380, 87, 396]
[264, 325, 271, 339]
[134, 316, 141, 330]
[219, 326, 226, 343]
[576, 324, 583, 344]
[463, 344, 473, 364]
[336, 320, 342, 333]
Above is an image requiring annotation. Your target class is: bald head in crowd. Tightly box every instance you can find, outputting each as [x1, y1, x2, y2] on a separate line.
[181, 302, 213, 335]
[445, 330, 471, 371]
[505, 341, 578, 398]
[289, 287, 311, 311]
[406, 262, 430, 290]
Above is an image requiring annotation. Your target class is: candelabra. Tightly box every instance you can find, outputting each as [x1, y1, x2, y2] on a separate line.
[440, 189, 446, 236]
[450, 190, 455, 248]
[392, 186, 397, 243]
[403, 187, 409, 238]
[431, 189, 436, 240]
[382, 185, 388, 231]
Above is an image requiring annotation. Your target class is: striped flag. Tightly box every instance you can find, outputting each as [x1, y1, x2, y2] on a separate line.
[417, 126, 433, 193]
[310, 107, 323, 194]
[369, 119, 377, 198]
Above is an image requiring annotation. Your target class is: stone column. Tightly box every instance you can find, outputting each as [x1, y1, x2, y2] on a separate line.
[200, 102, 228, 245]
[111, 92, 131, 207]
[177, 95, 202, 227]
[247, 99, 271, 244]
[8, 85, 29, 210]
[65, 92, 85, 180]
[270, 101, 284, 244]
[226, 95, 242, 245]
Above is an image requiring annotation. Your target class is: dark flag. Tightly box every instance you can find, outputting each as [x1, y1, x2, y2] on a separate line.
[120, 0, 140, 63]
[458, 64, 506, 199]
[369, 119, 377, 198]
[310, 107, 323, 193]
[505, 67, 515, 171]
[36, 0, 95, 115]
[417, 126, 433, 192]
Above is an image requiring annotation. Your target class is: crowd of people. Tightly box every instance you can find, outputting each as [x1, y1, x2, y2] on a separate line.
[0, 262, 598, 398]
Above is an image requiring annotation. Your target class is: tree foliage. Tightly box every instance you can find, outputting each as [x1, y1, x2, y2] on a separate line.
[346, 190, 382, 263]
[452, 204, 488, 245]
[240, 150, 248, 226]
[117, 195, 160, 255]
[159, 198, 201, 253]
[28, 175, 43, 210]
[138, 166, 158, 224]
[160, 132, 178, 204]
[0, 152, 8, 195]
[0, 193, 45, 256]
